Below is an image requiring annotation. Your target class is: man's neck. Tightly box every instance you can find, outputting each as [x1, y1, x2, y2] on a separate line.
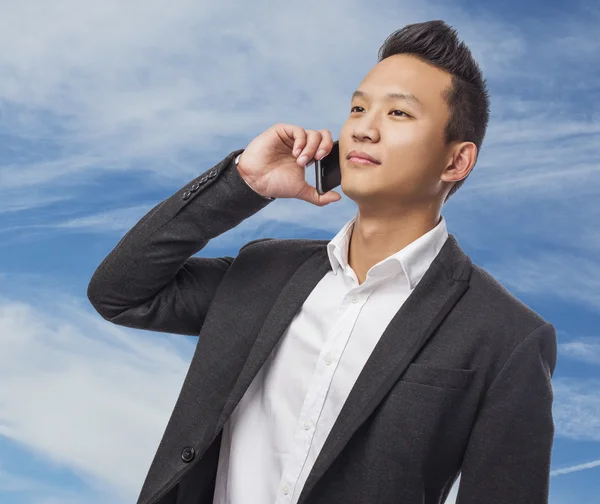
[347, 207, 442, 285]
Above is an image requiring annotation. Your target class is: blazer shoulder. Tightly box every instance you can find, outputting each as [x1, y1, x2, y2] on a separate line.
[462, 263, 557, 383]
[237, 236, 327, 257]
[231, 237, 329, 291]
[468, 263, 551, 330]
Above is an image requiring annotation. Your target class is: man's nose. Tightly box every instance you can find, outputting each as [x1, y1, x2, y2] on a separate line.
[351, 113, 380, 142]
[352, 125, 380, 142]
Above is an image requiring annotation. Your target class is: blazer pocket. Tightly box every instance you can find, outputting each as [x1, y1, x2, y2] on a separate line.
[400, 363, 476, 390]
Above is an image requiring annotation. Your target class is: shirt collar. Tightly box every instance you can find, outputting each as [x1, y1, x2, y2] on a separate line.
[326, 214, 449, 290]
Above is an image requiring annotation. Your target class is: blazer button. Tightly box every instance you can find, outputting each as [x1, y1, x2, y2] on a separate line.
[181, 446, 195, 463]
[207, 169, 217, 178]
[182, 191, 191, 200]
[190, 183, 200, 192]
[199, 176, 208, 184]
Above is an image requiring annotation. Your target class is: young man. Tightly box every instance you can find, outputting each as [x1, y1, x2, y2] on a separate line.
[88, 20, 557, 504]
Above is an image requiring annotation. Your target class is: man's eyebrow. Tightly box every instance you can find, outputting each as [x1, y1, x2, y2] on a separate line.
[351, 90, 422, 107]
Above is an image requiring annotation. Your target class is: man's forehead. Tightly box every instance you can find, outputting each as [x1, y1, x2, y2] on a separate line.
[351, 89, 423, 108]
[358, 56, 451, 102]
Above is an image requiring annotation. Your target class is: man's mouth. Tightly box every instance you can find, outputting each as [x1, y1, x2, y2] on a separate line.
[348, 157, 379, 166]
[347, 150, 381, 165]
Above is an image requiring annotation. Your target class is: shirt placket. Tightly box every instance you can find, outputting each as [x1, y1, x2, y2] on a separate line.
[276, 291, 365, 503]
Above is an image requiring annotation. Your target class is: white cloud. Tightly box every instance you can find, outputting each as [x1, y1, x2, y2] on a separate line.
[52, 204, 155, 232]
[0, 292, 194, 502]
[553, 378, 600, 442]
[559, 338, 600, 366]
[0, 0, 391, 190]
[0, 192, 70, 214]
[0, 462, 108, 504]
[551, 459, 600, 477]
[481, 252, 600, 311]
[0, 0, 560, 196]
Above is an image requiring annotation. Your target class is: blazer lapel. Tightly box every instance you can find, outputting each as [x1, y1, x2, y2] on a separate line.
[297, 234, 472, 504]
[214, 245, 334, 435]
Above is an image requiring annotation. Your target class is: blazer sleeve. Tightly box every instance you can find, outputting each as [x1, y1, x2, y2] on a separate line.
[86, 148, 275, 336]
[456, 322, 558, 504]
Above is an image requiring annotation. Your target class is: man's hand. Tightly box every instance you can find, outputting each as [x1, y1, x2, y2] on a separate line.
[237, 123, 342, 206]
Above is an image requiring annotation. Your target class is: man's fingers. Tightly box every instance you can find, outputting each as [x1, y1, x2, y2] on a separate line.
[276, 125, 333, 166]
[276, 123, 308, 157]
[315, 130, 334, 160]
[297, 130, 323, 167]
[291, 129, 307, 158]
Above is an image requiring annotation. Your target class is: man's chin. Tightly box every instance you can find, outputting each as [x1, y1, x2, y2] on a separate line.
[340, 184, 382, 204]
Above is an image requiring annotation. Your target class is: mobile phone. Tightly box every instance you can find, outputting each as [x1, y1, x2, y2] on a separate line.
[315, 140, 341, 195]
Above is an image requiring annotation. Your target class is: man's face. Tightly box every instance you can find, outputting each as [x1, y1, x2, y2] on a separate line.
[338, 54, 455, 209]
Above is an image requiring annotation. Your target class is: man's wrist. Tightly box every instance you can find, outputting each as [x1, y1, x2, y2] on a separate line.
[235, 153, 275, 201]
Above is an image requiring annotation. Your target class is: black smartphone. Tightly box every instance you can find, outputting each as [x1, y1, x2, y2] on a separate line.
[314, 140, 341, 195]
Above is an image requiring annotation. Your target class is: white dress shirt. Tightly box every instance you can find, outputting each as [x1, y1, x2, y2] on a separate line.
[213, 164, 449, 503]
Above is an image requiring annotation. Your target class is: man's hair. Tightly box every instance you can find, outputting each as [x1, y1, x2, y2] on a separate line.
[378, 20, 490, 200]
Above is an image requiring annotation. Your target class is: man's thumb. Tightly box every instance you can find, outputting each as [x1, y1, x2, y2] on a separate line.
[298, 183, 342, 206]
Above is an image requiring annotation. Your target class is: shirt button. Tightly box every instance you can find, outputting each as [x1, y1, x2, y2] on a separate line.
[324, 354, 333, 366]
[282, 483, 290, 494]
[303, 420, 312, 430]
[350, 294, 358, 303]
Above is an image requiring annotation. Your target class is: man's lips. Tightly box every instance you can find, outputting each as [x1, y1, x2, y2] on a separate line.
[347, 150, 380, 165]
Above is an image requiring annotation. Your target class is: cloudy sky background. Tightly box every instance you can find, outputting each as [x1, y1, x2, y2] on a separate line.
[1, 0, 599, 503]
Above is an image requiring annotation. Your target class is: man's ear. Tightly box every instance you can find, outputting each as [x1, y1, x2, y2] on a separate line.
[441, 142, 477, 183]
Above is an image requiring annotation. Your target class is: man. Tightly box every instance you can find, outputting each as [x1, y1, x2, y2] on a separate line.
[88, 20, 557, 504]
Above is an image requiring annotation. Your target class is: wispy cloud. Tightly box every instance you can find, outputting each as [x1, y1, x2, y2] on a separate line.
[1, 0, 593, 201]
[551, 459, 600, 477]
[0, 462, 105, 504]
[483, 252, 600, 312]
[553, 378, 600, 442]
[559, 338, 600, 366]
[0, 290, 194, 502]
[0, 0, 394, 193]
[0, 191, 70, 214]
[52, 204, 155, 232]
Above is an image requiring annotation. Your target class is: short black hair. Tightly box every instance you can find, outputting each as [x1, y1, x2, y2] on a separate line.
[378, 20, 490, 200]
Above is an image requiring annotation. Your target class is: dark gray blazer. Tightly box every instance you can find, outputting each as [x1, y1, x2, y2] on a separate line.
[87, 149, 557, 504]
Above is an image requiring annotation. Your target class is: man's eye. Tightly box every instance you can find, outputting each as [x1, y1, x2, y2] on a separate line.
[350, 106, 410, 118]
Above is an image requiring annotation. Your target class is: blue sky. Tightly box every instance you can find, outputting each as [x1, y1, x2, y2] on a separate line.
[1, 0, 599, 503]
